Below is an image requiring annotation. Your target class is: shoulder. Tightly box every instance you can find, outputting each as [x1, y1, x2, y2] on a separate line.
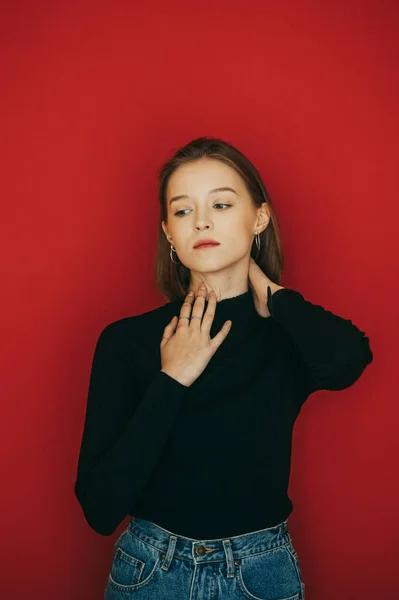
[95, 299, 179, 352]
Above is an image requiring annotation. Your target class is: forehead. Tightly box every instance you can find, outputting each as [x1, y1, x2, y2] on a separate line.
[166, 159, 245, 199]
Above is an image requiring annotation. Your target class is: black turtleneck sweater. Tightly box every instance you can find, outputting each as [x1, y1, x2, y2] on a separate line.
[74, 286, 373, 538]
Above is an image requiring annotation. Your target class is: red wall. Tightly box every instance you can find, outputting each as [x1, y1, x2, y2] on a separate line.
[1, 1, 397, 598]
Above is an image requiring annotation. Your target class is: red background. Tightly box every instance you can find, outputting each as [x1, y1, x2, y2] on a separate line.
[1, 1, 397, 598]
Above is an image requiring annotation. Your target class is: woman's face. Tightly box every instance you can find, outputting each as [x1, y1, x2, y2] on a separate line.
[162, 158, 269, 281]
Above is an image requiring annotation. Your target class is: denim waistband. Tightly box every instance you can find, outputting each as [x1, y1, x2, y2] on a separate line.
[128, 516, 291, 566]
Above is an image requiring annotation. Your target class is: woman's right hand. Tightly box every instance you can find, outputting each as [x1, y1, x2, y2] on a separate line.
[160, 282, 232, 387]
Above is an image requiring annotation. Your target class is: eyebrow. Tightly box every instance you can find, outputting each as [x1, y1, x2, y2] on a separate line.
[169, 187, 238, 205]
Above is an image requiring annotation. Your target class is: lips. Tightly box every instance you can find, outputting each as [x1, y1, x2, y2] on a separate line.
[193, 240, 220, 249]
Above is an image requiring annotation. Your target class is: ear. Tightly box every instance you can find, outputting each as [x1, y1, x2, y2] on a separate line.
[161, 220, 171, 243]
[255, 202, 270, 233]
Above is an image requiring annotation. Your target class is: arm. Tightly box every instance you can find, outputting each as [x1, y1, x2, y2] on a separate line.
[267, 286, 373, 395]
[74, 322, 189, 536]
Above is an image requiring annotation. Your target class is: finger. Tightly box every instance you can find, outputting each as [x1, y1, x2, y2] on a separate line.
[177, 291, 195, 327]
[160, 315, 178, 347]
[189, 286, 208, 328]
[200, 290, 216, 332]
[210, 320, 232, 348]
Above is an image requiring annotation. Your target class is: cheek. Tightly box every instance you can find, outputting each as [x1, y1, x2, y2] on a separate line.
[222, 219, 254, 248]
[225, 211, 254, 234]
[169, 226, 190, 247]
[172, 212, 253, 254]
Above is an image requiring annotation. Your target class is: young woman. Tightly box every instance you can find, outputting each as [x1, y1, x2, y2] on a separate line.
[74, 137, 373, 600]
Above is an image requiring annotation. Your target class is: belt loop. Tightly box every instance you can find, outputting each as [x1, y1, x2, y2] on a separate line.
[222, 539, 236, 578]
[161, 535, 177, 571]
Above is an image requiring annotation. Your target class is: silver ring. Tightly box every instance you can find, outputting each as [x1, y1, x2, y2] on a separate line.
[179, 315, 201, 321]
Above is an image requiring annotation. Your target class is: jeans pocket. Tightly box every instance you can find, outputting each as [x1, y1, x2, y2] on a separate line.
[236, 545, 302, 600]
[108, 530, 163, 592]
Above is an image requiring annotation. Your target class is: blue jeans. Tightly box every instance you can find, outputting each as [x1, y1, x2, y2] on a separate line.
[104, 515, 305, 600]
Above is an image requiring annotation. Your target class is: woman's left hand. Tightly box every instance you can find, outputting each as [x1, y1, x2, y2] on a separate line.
[248, 257, 285, 318]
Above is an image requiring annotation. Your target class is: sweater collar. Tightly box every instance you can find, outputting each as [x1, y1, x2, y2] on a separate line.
[174, 287, 261, 337]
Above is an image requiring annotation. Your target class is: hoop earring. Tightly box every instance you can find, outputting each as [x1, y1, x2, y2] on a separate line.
[255, 233, 261, 250]
[170, 244, 180, 264]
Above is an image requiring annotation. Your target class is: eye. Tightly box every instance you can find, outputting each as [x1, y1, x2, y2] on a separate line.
[174, 204, 231, 217]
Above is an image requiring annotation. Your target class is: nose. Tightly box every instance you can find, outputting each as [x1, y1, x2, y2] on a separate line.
[194, 211, 213, 231]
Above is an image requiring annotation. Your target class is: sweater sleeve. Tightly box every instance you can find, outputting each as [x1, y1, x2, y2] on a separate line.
[267, 286, 373, 396]
[74, 322, 189, 536]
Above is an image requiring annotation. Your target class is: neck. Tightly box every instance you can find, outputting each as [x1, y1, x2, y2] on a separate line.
[187, 284, 250, 303]
[175, 288, 261, 337]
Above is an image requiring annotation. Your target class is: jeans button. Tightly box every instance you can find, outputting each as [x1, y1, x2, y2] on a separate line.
[195, 545, 206, 556]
